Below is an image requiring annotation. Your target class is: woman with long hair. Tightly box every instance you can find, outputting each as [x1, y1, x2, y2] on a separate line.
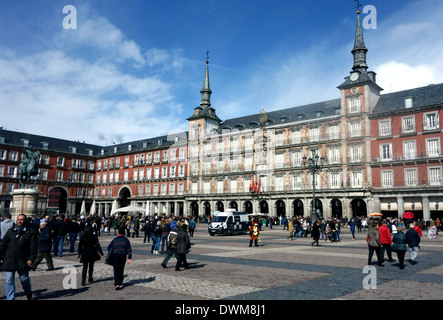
[78, 225, 103, 286]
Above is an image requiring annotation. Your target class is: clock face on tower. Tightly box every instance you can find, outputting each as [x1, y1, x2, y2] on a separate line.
[350, 72, 359, 82]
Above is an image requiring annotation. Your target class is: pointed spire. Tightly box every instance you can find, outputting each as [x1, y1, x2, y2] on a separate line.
[200, 53, 212, 108]
[352, 10, 368, 72]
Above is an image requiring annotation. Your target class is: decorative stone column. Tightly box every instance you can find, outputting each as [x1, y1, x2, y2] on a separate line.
[12, 189, 40, 221]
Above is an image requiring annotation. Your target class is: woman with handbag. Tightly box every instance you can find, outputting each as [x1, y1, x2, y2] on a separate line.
[392, 226, 407, 269]
[78, 225, 103, 286]
[367, 222, 383, 266]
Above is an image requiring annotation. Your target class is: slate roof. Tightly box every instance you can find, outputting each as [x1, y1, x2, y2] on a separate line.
[0, 129, 102, 156]
[372, 83, 443, 116]
[219, 98, 342, 131]
[0, 128, 188, 158]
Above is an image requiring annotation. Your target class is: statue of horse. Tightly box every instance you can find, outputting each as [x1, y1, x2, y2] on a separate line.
[19, 147, 41, 189]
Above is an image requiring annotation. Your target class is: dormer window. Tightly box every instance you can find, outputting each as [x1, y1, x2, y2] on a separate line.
[404, 97, 414, 109]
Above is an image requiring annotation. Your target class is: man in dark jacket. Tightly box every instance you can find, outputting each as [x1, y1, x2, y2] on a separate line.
[31, 221, 54, 271]
[405, 223, 421, 264]
[0, 214, 38, 300]
[175, 223, 191, 271]
[67, 217, 80, 253]
[53, 214, 69, 257]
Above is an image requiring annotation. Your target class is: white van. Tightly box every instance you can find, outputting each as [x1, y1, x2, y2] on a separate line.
[208, 209, 249, 236]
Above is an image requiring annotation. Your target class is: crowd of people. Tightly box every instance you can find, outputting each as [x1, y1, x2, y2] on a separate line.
[0, 210, 440, 300]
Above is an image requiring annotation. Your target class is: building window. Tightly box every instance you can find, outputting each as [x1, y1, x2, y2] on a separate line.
[351, 171, 362, 188]
[401, 116, 415, 134]
[426, 138, 440, 157]
[428, 167, 442, 185]
[405, 168, 417, 187]
[403, 140, 416, 160]
[350, 145, 362, 163]
[349, 96, 361, 113]
[329, 172, 340, 189]
[9, 151, 18, 161]
[328, 147, 340, 164]
[309, 127, 320, 142]
[380, 144, 392, 161]
[349, 121, 361, 138]
[424, 112, 439, 131]
[381, 170, 393, 187]
[379, 120, 391, 137]
[329, 125, 339, 140]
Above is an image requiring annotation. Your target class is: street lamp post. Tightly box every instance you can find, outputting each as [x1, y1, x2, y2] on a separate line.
[303, 149, 324, 221]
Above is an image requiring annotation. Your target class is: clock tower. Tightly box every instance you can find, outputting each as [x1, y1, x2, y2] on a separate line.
[337, 8, 383, 216]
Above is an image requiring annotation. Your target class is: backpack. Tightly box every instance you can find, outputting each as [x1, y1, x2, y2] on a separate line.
[168, 231, 178, 247]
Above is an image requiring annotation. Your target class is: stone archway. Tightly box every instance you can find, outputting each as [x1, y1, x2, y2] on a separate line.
[244, 200, 253, 214]
[351, 198, 367, 217]
[118, 187, 131, 208]
[259, 200, 269, 214]
[48, 187, 67, 214]
[275, 199, 286, 217]
[293, 199, 304, 217]
[331, 198, 343, 219]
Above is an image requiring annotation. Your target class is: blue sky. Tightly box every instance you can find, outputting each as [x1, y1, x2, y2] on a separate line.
[1, 0, 442, 145]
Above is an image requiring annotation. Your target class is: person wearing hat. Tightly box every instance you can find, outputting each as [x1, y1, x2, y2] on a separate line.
[175, 223, 191, 271]
[249, 222, 260, 247]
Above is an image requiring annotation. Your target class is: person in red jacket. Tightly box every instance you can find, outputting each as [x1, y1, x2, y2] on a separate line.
[413, 221, 422, 237]
[378, 220, 396, 263]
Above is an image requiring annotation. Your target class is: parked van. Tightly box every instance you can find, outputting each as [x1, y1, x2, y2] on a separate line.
[208, 209, 249, 236]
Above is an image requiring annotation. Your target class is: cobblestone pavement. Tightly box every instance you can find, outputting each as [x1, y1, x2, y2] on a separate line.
[1, 224, 442, 301]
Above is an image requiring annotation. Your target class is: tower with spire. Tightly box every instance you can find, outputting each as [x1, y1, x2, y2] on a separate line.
[187, 54, 222, 141]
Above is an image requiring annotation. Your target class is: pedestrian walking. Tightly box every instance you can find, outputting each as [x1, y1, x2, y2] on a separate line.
[367, 222, 383, 266]
[175, 224, 191, 271]
[78, 225, 103, 286]
[107, 228, 132, 290]
[143, 217, 152, 243]
[311, 220, 320, 247]
[53, 214, 68, 257]
[31, 221, 54, 271]
[0, 214, 38, 300]
[188, 217, 196, 237]
[287, 219, 295, 240]
[161, 222, 180, 268]
[249, 222, 260, 247]
[68, 217, 80, 253]
[379, 220, 396, 263]
[392, 226, 407, 269]
[151, 220, 161, 254]
[160, 218, 171, 253]
[349, 218, 356, 240]
[132, 216, 140, 238]
[406, 223, 421, 265]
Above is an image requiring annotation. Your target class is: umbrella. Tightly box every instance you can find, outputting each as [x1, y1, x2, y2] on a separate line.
[90, 200, 96, 215]
[403, 211, 414, 220]
[112, 204, 145, 213]
[80, 200, 86, 215]
[110, 199, 117, 216]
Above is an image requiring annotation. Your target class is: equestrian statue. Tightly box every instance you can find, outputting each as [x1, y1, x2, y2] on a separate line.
[19, 146, 41, 189]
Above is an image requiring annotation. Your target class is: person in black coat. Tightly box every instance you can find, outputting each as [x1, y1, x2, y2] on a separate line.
[31, 221, 54, 271]
[311, 220, 321, 247]
[405, 223, 421, 264]
[0, 214, 38, 300]
[175, 223, 191, 271]
[68, 217, 80, 253]
[78, 225, 103, 286]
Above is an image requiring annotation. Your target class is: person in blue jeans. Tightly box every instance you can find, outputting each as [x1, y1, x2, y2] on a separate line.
[53, 214, 69, 257]
[0, 214, 38, 300]
[160, 219, 171, 253]
[151, 220, 161, 254]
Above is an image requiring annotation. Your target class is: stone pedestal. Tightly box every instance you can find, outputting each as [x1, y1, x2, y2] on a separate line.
[12, 189, 40, 221]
